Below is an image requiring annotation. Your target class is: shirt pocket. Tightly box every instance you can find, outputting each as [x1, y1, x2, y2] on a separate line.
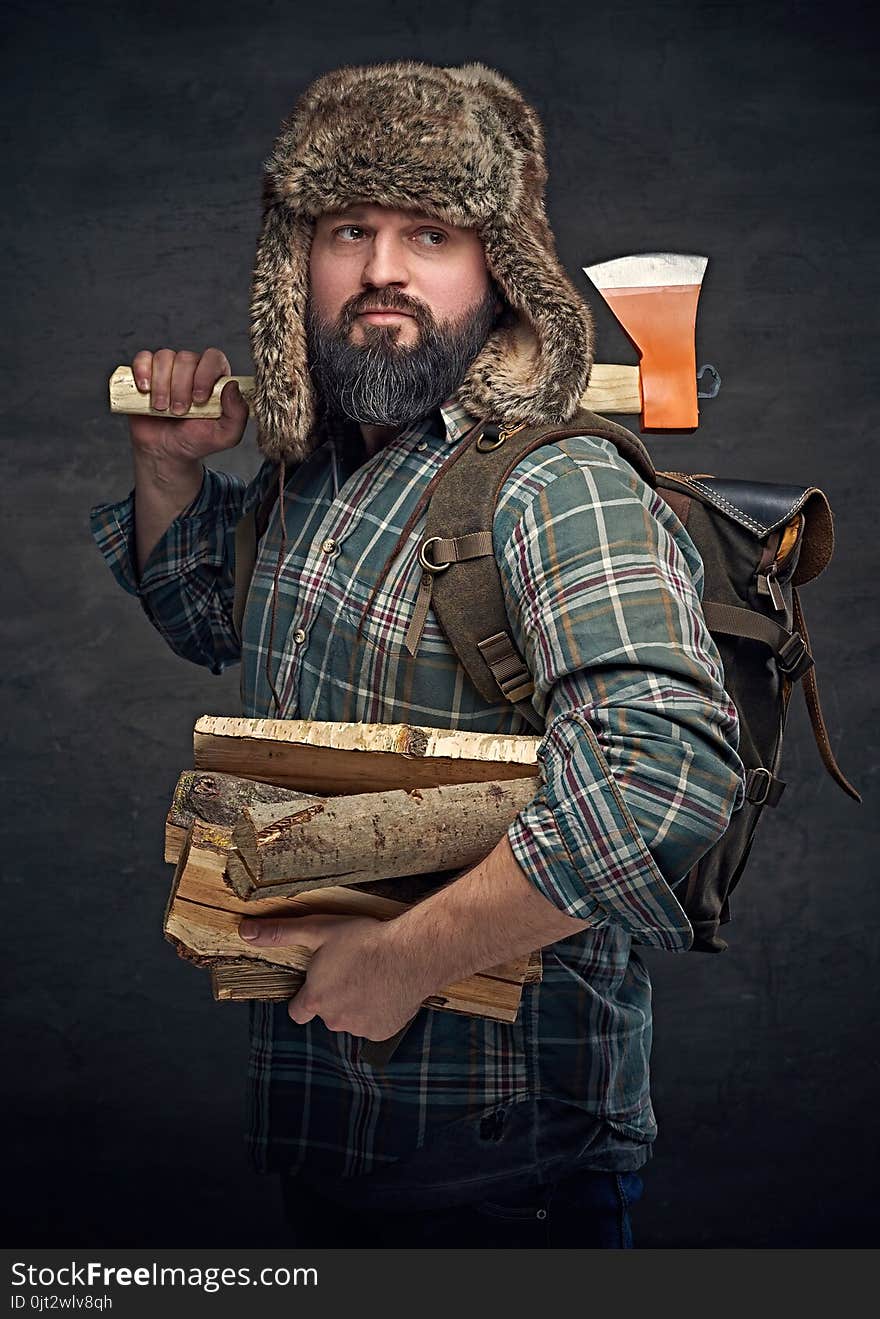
[332, 539, 441, 660]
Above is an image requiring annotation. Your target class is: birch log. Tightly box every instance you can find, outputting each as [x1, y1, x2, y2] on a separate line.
[164, 769, 314, 863]
[226, 776, 541, 900]
[192, 716, 540, 793]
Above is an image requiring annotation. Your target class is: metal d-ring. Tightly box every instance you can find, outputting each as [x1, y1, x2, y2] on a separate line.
[475, 429, 506, 452]
[419, 536, 451, 573]
[697, 363, 722, 399]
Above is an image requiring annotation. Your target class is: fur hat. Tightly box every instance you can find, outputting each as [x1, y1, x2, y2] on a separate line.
[250, 60, 595, 461]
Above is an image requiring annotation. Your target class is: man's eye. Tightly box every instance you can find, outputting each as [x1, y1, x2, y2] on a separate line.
[416, 230, 446, 246]
[335, 225, 365, 240]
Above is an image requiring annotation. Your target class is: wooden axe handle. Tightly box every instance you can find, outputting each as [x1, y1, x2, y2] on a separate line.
[107, 366, 257, 419]
[107, 363, 643, 419]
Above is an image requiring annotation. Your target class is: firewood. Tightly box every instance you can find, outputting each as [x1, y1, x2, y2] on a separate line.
[211, 955, 543, 1002]
[524, 951, 543, 983]
[225, 776, 540, 899]
[192, 716, 540, 793]
[210, 961, 304, 1001]
[164, 769, 313, 863]
[164, 771, 464, 905]
[207, 960, 532, 1023]
[165, 820, 535, 1022]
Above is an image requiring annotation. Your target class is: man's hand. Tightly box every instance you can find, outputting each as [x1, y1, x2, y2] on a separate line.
[237, 833, 593, 1043]
[386, 833, 594, 995]
[128, 346, 249, 575]
[238, 913, 429, 1041]
[129, 346, 248, 466]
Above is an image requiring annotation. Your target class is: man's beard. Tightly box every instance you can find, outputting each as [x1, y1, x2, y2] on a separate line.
[305, 285, 499, 428]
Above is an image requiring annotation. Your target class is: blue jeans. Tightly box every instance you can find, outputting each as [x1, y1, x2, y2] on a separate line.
[280, 1097, 646, 1248]
[281, 1166, 643, 1248]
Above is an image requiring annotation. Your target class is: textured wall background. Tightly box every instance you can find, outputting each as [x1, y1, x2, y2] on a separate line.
[3, 0, 876, 1247]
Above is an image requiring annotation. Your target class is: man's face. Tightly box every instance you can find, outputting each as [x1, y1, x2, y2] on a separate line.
[306, 203, 500, 426]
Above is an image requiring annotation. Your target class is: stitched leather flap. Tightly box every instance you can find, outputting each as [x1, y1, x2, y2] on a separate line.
[657, 474, 834, 583]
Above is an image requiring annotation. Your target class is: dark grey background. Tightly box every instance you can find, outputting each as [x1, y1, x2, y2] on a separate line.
[3, 0, 876, 1248]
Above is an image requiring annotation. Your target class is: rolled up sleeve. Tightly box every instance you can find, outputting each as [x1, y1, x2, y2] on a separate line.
[497, 441, 746, 951]
[89, 466, 256, 675]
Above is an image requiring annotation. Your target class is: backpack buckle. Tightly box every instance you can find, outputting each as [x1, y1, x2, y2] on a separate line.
[745, 767, 787, 807]
[497, 671, 535, 702]
[477, 631, 535, 703]
[776, 631, 814, 681]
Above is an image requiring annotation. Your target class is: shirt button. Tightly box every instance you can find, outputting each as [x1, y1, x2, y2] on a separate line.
[293, 628, 307, 645]
[321, 537, 338, 554]
[416, 441, 428, 452]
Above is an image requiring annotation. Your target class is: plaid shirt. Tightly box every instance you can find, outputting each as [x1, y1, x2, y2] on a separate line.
[91, 395, 745, 1182]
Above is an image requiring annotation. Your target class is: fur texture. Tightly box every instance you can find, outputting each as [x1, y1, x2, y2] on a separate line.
[250, 61, 595, 460]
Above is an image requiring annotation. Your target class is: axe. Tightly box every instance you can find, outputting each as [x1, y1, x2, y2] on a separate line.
[582, 252, 713, 430]
[107, 252, 716, 433]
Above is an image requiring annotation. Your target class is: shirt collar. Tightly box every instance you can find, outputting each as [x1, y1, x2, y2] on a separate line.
[437, 393, 479, 443]
[420, 392, 481, 445]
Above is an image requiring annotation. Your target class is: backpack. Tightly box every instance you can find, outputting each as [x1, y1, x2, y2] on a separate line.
[235, 407, 861, 952]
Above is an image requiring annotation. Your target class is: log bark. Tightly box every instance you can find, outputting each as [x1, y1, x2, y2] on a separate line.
[226, 776, 540, 899]
[164, 774, 461, 905]
[164, 769, 314, 863]
[165, 819, 537, 1021]
[192, 716, 540, 794]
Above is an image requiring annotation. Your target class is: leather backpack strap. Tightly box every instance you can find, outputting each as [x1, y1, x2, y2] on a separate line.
[422, 409, 656, 727]
[700, 601, 816, 680]
[792, 588, 862, 802]
[701, 595, 862, 803]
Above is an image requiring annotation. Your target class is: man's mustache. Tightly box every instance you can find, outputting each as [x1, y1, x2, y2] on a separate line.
[338, 292, 433, 334]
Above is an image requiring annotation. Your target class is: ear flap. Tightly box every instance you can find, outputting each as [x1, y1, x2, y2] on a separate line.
[445, 68, 595, 426]
[250, 204, 316, 461]
[458, 219, 595, 427]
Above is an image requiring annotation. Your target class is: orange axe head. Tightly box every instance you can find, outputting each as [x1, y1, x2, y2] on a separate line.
[583, 253, 708, 431]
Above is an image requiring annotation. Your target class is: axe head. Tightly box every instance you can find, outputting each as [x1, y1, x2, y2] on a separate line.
[583, 253, 708, 431]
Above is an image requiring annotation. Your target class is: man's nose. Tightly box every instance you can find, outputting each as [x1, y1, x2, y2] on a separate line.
[360, 233, 409, 289]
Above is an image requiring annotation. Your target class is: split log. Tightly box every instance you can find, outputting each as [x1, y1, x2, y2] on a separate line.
[166, 770, 467, 907]
[165, 819, 538, 1021]
[211, 961, 304, 1002]
[226, 776, 540, 900]
[164, 769, 313, 863]
[192, 716, 540, 794]
[211, 952, 543, 1001]
[164, 772, 463, 906]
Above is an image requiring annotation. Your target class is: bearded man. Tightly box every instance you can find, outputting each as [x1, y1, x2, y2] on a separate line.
[91, 61, 745, 1249]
